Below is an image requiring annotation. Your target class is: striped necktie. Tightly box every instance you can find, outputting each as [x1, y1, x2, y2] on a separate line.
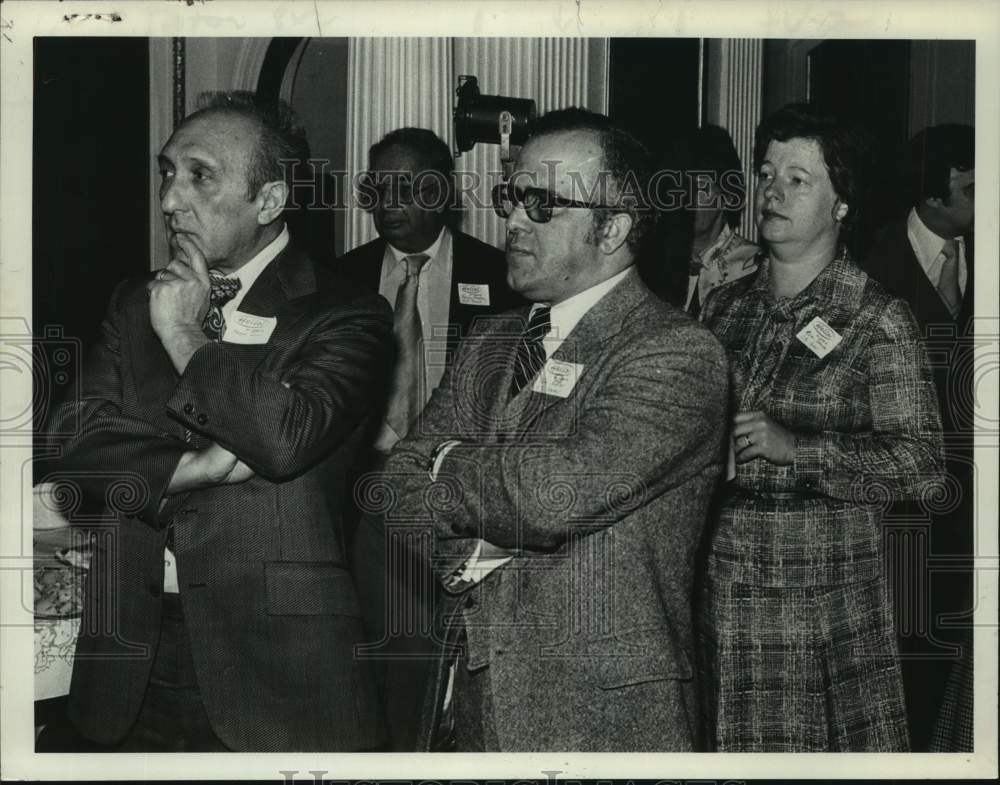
[510, 305, 551, 397]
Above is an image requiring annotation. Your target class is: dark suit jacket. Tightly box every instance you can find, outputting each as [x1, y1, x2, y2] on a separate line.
[863, 215, 976, 747]
[340, 227, 519, 749]
[48, 243, 393, 751]
[336, 228, 521, 360]
[863, 216, 974, 437]
[369, 269, 729, 751]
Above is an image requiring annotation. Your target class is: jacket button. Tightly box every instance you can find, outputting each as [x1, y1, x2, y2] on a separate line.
[183, 403, 194, 414]
[196, 413, 208, 425]
[148, 583, 162, 598]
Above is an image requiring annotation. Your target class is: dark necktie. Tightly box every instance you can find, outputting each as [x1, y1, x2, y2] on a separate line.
[510, 305, 551, 397]
[203, 272, 242, 341]
[936, 238, 961, 318]
[385, 254, 430, 439]
[688, 277, 702, 318]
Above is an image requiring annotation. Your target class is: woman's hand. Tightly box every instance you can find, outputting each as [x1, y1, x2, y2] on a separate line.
[732, 410, 795, 466]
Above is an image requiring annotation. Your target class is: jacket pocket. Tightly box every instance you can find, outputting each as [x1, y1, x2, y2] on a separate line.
[264, 561, 362, 617]
[591, 632, 694, 689]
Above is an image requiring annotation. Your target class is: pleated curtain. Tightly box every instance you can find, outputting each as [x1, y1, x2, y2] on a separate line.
[344, 37, 454, 250]
[343, 37, 596, 251]
[705, 39, 764, 241]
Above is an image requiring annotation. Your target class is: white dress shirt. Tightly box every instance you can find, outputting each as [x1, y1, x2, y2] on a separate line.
[906, 207, 968, 297]
[375, 226, 454, 450]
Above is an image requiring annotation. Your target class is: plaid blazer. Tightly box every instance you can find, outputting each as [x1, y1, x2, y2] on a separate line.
[701, 253, 946, 587]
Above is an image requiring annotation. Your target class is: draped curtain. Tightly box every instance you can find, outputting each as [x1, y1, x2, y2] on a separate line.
[343, 37, 600, 251]
[345, 38, 454, 249]
[705, 39, 764, 241]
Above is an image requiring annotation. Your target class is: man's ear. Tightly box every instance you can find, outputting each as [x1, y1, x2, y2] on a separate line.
[599, 213, 634, 255]
[834, 201, 849, 221]
[924, 194, 945, 211]
[257, 181, 289, 225]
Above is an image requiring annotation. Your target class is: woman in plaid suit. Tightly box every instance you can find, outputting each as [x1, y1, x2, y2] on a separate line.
[698, 104, 945, 751]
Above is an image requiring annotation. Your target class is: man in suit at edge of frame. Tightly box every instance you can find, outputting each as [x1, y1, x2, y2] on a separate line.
[44, 90, 392, 752]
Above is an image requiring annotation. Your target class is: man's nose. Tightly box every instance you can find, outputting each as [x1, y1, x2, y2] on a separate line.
[160, 178, 183, 214]
[505, 202, 533, 234]
[763, 178, 783, 203]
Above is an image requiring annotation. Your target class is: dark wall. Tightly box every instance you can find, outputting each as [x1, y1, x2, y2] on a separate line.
[808, 39, 912, 256]
[608, 38, 701, 156]
[608, 38, 701, 303]
[33, 37, 149, 438]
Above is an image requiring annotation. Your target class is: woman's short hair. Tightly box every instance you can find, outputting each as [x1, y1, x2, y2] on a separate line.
[753, 103, 863, 226]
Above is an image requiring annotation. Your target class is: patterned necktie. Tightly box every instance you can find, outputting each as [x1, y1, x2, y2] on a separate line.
[936, 238, 962, 318]
[385, 254, 430, 439]
[203, 271, 242, 341]
[510, 305, 551, 397]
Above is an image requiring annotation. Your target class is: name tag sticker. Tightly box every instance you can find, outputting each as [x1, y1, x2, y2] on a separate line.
[458, 283, 490, 306]
[532, 359, 584, 398]
[223, 311, 277, 345]
[797, 316, 842, 358]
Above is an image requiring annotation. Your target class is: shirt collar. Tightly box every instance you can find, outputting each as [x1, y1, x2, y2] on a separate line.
[532, 266, 632, 342]
[693, 223, 734, 269]
[386, 225, 448, 271]
[222, 224, 289, 290]
[907, 206, 961, 272]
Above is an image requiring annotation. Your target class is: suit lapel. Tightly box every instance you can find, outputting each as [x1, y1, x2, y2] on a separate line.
[510, 269, 647, 433]
[236, 244, 317, 319]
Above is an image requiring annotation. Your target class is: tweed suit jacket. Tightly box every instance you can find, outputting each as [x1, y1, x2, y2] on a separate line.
[376, 268, 729, 751]
[48, 243, 393, 751]
[336, 228, 522, 359]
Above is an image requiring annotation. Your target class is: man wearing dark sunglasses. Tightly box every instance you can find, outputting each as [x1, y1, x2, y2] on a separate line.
[368, 108, 730, 751]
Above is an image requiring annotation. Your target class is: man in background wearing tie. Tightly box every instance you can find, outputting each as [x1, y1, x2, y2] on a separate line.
[338, 127, 520, 454]
[864, 123, 975, 750]
[362, 108, 729, 751]
[44, 91, 391, 751]
[343, 127, 520, 750]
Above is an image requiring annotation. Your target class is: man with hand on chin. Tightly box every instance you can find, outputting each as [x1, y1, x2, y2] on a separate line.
[45, 91, 391, 752]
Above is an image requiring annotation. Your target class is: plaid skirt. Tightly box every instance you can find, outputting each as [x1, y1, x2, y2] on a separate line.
[698, 574, 909, 751]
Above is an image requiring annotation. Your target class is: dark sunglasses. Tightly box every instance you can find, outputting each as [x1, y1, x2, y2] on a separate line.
[491, 182, 617, 224]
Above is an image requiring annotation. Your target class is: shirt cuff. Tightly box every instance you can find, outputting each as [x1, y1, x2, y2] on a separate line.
[428, 439, 462, 481]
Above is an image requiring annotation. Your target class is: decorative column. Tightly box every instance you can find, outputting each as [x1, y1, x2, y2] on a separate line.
[704, 39, 764, 241]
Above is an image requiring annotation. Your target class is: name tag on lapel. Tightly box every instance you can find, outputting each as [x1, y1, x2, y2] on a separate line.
[532, 358, 584, 398]
[223, 311, 277, 345]
[458, 283, 490, 306]
[796, 316, 842, 358]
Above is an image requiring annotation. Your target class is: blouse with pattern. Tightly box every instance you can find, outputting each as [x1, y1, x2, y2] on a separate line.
[702, 253, 945, 587]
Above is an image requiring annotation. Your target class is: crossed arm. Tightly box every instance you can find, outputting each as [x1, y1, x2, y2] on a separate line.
[50, 251, 392, 526]
[382, 326, 730, 554]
